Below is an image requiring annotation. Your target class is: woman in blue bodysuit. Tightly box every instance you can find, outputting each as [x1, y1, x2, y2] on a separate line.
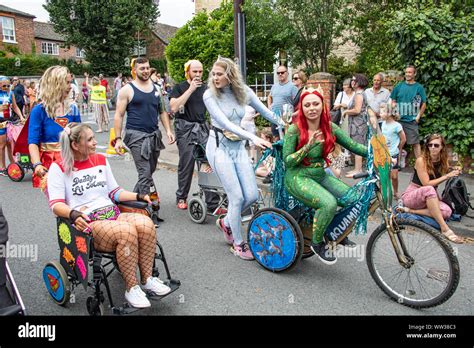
[203, 57, 283, 260]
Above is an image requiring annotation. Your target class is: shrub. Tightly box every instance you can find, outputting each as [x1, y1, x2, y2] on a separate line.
[389, 5, 474, 156]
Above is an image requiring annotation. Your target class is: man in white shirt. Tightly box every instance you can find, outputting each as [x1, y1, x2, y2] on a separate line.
[365, 73, 391, 122]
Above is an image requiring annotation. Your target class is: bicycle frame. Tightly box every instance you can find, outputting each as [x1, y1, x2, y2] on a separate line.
[326, 176, 413, 268]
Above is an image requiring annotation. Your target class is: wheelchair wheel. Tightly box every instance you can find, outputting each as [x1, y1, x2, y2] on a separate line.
[7, 163, 24, 182]
[43, 260, 71, 306]
[86, 296, 105, 316]
[188, 197, 207, 224]
[247, 207, 303, 272]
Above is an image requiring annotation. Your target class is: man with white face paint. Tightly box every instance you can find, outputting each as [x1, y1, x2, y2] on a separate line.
[170, 59, 221, 212]
[114, 57, 175, 196]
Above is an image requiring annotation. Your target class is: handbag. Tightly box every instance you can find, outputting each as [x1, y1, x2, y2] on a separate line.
[330, 92, 344, 125]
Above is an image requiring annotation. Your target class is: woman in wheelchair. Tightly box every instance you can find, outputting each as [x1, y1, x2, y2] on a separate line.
[47, 123, 171, 308]
[283, 89, 368, 265]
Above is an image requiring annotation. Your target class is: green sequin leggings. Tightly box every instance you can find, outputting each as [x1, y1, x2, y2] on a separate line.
[285, 168, 350, 244]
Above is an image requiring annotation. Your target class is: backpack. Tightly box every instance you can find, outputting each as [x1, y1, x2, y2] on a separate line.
[441, 176, 473, 216]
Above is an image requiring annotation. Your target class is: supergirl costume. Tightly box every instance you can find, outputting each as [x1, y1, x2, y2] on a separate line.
[28, 104, 81, 188]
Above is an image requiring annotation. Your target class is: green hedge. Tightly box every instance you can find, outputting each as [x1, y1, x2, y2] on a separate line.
[389, 5, 474, 156]
[0, 54, 91, 76]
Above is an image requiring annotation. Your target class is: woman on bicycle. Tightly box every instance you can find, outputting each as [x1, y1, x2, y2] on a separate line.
[398, 134, 462, 243]
[203, 57, 283, 260]
[283, 89, 368, 265]
[47, 123, 171, 308]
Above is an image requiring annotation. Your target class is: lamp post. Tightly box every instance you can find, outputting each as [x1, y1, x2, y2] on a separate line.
[234, 0, 246, 81]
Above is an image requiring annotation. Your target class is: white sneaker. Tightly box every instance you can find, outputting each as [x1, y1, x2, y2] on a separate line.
[143, 277, 171, 296]
[125, 285, 151, 308]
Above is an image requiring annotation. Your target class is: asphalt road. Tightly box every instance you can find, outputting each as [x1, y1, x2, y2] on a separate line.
[1, 147, 473, 316]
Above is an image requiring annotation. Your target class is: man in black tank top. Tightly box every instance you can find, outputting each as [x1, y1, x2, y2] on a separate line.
[170, 60, 220, 212]
[113, 57, 175, 196]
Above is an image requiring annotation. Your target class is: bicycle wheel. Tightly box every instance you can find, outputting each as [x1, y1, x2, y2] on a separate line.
[366, 218, 460, 309]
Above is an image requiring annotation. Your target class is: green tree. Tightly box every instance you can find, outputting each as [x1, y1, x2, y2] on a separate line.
[166, 0, 293, 82]
[389, 4, 474, 156]
[277, 0, 350, 73]
[243, 0, 293, 74]
[165, 2, 233, 82]
[44, 0, 159, 75]
[349, 0, 405, 76]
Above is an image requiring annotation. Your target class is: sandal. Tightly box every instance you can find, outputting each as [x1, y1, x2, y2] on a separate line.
[442, 229, 463, 244]
[177, 199, 188, 210]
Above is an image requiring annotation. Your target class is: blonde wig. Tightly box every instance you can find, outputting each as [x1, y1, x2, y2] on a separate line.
[38, 66, 72, 119]
[208, 56, 247, 106]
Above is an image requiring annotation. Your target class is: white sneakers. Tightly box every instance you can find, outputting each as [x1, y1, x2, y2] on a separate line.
[125, 285, 151, 308]
[125, 277, 172, 308]
[143, 276, 172, 296]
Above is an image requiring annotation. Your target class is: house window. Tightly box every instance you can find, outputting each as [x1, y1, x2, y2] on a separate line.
[41, 42, 59, 55]
[1, 16, 16, 43]
[76, 48, 86, 58]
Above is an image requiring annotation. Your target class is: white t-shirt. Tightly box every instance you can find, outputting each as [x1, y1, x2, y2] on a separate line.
[48, 154, 122, 214]
[334, 91, 354, 109]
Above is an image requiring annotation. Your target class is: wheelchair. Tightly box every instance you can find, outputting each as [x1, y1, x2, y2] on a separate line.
[187, 142, 265, 224]
[42, 200, 180, 316]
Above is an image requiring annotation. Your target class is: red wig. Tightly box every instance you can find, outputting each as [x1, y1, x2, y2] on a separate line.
[295, 90, 335, 166]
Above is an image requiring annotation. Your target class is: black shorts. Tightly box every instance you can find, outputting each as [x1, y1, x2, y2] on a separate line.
[400, 120, 420, 145]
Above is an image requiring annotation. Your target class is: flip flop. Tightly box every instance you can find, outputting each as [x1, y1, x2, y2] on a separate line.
[442, 229, 463, 244]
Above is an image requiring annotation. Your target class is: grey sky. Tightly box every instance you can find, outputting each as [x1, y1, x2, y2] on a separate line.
[1, 0, 195, 27]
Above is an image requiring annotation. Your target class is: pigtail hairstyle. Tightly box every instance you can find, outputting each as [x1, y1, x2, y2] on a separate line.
[60, 123, 92, 176]
[295, 90, 335, 166]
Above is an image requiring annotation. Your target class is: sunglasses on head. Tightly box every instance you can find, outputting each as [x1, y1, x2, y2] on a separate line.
[427, 143, 441, 148]
[277, 71, 287, 75]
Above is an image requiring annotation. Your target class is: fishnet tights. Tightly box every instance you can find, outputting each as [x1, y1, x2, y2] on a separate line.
[91, 213, 156, 290]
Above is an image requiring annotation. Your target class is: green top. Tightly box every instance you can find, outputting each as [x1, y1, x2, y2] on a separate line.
[283, 123, 368, 169]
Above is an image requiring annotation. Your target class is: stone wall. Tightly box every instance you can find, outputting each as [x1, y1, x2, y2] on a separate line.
[195, 0, 223, 13]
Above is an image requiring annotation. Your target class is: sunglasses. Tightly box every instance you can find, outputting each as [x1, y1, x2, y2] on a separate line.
[292, 77, 300, 80]
[427, 143, 441, 148]
[277, 71, 287, 75]
[1, 85, 10, 88]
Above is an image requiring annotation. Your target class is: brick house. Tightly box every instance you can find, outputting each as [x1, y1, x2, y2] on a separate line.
[33, 22, 85, 61]
[0, 4, 35, 55]
[1, 4, 176, 62]
[132, 22, 178, 60]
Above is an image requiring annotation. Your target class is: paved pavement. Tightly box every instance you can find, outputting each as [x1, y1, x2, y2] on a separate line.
[1, 110, 472, 316]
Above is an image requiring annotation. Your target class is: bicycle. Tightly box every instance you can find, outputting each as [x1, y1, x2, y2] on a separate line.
[247, 133, 460, 309]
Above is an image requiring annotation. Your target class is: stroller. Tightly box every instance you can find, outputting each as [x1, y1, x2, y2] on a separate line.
[0, 206, 26, 315]
[5, 117, 33, 182]
[187, 142, 264, 224]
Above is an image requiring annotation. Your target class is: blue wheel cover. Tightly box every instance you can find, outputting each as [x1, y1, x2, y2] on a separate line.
[248, 211, 299, 271]
[43, 265, 66, 303]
